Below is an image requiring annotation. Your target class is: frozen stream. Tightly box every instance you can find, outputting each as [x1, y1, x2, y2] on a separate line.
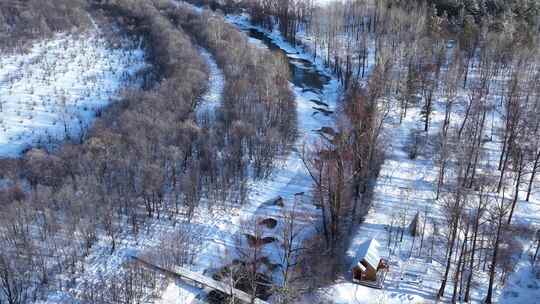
[162, 2, 341, 302]
[192, 10, 340, 273]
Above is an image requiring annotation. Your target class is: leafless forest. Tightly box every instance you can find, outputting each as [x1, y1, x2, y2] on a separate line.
[1, 0, 539, 303]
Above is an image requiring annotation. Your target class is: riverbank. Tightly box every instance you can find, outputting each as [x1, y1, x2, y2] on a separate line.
[158, 2, 341, 302]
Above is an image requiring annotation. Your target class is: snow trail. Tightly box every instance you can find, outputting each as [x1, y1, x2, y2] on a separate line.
[196, 47, 224, 122]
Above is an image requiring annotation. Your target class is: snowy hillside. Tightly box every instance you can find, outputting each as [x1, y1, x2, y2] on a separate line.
[0, 31, 147, 157]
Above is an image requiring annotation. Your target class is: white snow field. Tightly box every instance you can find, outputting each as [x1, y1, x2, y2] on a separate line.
[0, 31, 147, 157]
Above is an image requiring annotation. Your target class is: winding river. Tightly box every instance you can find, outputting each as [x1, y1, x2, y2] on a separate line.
[165, 3, 341, 303]
[194, 3, 340, 294]
[244, 28, 331, 95]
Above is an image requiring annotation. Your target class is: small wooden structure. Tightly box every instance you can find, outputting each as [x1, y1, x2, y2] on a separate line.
[352, 239, 389, 288]
[409, 211, 420, 236]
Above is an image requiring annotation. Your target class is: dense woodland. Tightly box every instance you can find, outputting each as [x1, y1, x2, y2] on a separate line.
[0, 0, 92, 50]
[1, 0, 540, 303]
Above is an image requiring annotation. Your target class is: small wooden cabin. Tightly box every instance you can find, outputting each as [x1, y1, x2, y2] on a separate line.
[352, 239, 388, 283]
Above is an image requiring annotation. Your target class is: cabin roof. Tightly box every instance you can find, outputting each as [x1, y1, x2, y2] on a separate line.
[356, 238, 381, 268]
[356, 262, 367, 272]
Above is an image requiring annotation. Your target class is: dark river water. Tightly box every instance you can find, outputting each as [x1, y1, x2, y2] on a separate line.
[245, 28, 331, 96]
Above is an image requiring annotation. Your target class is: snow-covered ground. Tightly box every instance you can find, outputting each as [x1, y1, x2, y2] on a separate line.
[500, 258, 540, 303]
[196, 47, 224, 122]
[0, 31, 147, 157]
[323, 65, 540, 304]
[324, 104, 446, 303]
[158, 280, 201, 304]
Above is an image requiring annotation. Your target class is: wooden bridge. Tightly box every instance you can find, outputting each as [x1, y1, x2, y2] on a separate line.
[131, 256, 269, 304]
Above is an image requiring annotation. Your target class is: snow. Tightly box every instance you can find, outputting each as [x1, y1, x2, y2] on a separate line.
[323, 104, 441, 303]
[196, 47, 224, 122]
[42, 213, 211, 303]
[500, 260, 540, 303]
[324, 58, 540, 304]
[326, 283, 382, 304]
[5, 2, 533, 303]
[0, 31, 147, 157]
[157, 280, 200, 304]
[157, 43, 226, 302]
[153, 1, 342, 301]
[356, 239, 382, 269]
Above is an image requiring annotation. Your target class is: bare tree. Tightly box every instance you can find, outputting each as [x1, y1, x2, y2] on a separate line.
[437, 187, 465, 299]
[273, 195, 309, 303]
[484, 190, 512, 304]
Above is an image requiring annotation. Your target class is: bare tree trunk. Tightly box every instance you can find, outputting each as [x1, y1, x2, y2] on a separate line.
[526, 151, 539, 202]
[498, 133, 508, 171]
[485, 216, 503, 304]
[418, 209, 427, 256]
[452, 221, 469, 303]
[468, 109, 487, 188]
[507, 155, 524, 225]
[464, 207, 481, 302]
[533, 237, 540, 265]
[458, 97, 473, 140]
[497, 149, 510, 193]
[438, 212, 460, 299]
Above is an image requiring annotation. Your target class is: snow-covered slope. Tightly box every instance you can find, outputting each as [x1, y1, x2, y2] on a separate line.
[0, 32, 147, 157]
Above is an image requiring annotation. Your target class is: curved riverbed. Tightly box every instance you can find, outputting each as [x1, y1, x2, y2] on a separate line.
[245, 28, 331, 95]
[191, 2, 340, 287]
[159, 3, 341, 303]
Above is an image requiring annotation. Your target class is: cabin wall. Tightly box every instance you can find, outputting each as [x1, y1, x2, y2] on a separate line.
[353, 260, 378, 281]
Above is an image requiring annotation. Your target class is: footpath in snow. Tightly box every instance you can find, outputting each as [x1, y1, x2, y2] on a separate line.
[196, 47, 224, 122]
